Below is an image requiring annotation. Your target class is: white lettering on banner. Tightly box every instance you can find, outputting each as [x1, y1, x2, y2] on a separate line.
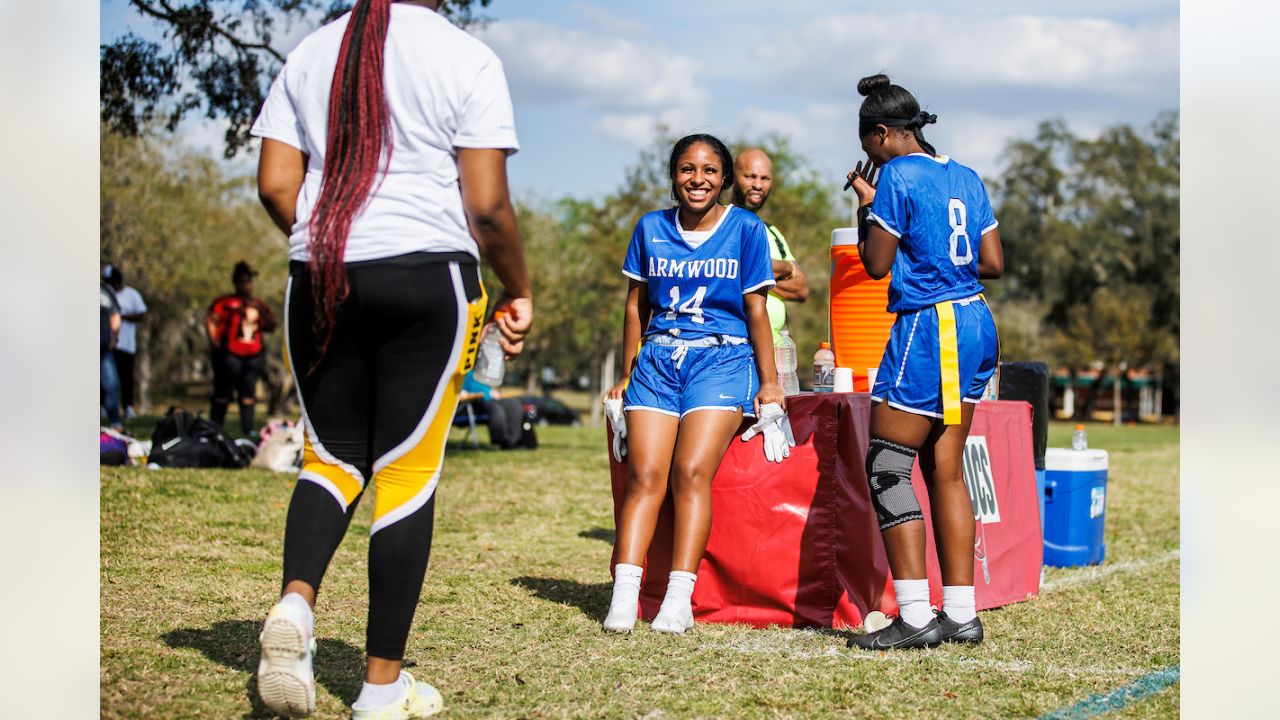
[962, 436, 1001, 524]
[646, 255, 739, 280]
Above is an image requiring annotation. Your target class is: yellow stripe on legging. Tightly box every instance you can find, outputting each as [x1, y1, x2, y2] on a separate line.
[371, 374, 461, 526]
[372, 282, 487, 529]
[936, 300, 962, 425]
[300, 437, 364, 507]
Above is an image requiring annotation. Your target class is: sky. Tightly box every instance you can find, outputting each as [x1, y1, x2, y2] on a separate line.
[100, 0, 1179, 203]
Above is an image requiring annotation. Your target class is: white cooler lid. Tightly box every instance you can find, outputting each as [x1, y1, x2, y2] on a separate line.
[1045, 448, 1109, 471]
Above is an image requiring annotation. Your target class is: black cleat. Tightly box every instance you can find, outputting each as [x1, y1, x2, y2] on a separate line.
[936, 611, 984, 644]
[847, 616, 943, 650]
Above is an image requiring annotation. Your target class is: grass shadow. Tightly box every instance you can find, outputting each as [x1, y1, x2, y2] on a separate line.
[577, 527, 615, 544]
[511, 576, 612, 623]
[163, 619, 365, 714]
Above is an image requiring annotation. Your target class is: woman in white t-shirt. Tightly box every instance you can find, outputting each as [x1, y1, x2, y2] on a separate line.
[250, 1, 532, 717]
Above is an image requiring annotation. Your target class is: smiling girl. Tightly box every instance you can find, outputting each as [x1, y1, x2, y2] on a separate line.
[602, 134, 786, 634]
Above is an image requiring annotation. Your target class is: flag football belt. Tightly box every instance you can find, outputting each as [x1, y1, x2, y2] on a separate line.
[935, 293, 984, 426]
[645, 333, 748, 347]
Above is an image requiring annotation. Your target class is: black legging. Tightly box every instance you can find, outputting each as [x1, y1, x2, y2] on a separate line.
[211, 349, 265, 434]
[281, 251, 485, 660]
[112, 349, 136, 412]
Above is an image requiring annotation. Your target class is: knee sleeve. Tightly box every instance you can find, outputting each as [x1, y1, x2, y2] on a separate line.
[866, 438, 923, 531]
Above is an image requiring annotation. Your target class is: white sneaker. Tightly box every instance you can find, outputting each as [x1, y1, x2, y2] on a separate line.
[125, 405, 138, 420]
[257, 598, 316, 717]
[602, 588, 639, 633]
[651, 602, 694, 634]
[351, 671, 444, 719]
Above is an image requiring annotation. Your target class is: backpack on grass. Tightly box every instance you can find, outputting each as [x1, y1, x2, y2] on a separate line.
[148, 408, 253, 469]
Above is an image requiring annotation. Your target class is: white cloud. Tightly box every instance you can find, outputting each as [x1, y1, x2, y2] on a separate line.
[476, 19, 709, 113]
[761, 13, 1177, 96]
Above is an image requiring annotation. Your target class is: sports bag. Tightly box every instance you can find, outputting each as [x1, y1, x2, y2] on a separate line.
[148, 408, 252, 469]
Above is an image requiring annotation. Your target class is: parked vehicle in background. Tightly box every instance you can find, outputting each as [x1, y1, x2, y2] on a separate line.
[519, 395, 581, 426]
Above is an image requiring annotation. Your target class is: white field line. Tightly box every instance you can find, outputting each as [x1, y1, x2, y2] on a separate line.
[1040, 549, 1180, 592]
[704, 633, 1148, 678]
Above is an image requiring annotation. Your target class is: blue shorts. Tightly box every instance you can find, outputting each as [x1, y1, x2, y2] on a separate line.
[872, 295, 999, 419]
[623, 340, 758, 418]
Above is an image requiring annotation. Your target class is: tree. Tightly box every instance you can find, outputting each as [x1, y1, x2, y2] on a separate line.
[991, 112, 1180, 419]
[988, 112, 1177, 371]
[100, 127, 289, 412]
[101, 0, 492, 157]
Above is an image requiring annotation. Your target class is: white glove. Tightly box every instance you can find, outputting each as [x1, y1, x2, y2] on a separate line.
[740, 402, 796, 463]
[604, 398, 627, 463]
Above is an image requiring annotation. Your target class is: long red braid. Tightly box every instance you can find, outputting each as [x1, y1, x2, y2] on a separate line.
[307, 0, 394, 361]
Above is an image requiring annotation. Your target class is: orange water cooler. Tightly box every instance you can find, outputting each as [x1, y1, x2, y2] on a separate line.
[829, 228, 895, 392]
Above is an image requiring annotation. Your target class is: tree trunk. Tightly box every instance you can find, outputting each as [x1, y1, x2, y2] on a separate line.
[137, 325, 152, 414]
[524, 348, 540, 395]
[590, 348, 616, 429]
[1113, 365, 1124, 427]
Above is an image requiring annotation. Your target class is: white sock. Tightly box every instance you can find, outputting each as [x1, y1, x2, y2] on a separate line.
[611, 563, 644, 604]
[660, 571, 697, 611]
[352, 673, 409, 710]
[893, 579, 933, 628]
[942, 585, 976, 623]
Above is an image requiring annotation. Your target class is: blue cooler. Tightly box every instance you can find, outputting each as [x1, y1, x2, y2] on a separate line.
[1042, 448, 1108, 567]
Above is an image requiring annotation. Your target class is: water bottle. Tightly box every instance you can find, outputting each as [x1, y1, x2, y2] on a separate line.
[775, 330, 800, 396]
[812, 341, 835, 392]
[472, 310, 508, 387]
[1071, 424, 1088, 451]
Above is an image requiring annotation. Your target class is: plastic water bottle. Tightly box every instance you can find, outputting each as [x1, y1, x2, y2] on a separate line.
[775, 330, 800, 395]
[1071, 424, 1088, 451]
[472, 311, 508, 387]
[812, 341, 835, 392]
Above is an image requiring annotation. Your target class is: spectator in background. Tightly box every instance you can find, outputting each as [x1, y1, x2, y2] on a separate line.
[205, 260, 276, 437]
[732, 148, 809, 343]
[104, 264, 148, 419]
[458, 370, 527, 449]
[100, 276, 123, 430]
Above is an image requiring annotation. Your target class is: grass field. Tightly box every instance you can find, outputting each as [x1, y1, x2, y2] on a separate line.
[101, 419, 1178, 718]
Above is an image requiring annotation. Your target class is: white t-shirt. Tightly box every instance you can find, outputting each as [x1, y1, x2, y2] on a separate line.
[251, 4, 519, 263]
[113, 285, 147, 355]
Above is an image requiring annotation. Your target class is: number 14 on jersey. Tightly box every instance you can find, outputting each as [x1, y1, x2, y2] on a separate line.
[666, 285, 707, 324]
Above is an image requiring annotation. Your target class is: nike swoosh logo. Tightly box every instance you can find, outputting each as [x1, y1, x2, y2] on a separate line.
[719, 393, 734, 399]
[652, 238, 670, 243]
[873, 623, 933, 649]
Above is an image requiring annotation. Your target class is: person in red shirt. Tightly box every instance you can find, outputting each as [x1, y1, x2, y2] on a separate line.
[205, 261, 277, 436]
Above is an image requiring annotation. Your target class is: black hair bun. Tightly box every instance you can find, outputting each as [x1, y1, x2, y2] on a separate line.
[857, 74, 891, 97]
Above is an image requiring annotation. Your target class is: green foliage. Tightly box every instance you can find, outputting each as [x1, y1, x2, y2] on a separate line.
[991, 112, 1179, 370]
[100, 129, 288, 405]
[101, 0, 493, 157]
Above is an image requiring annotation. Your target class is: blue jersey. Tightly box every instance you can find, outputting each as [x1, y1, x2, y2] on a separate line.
[867, 154, 998, 313]
[622, 206, 775, 339]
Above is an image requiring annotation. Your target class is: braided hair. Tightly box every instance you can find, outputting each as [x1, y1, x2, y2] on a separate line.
[306, 0, 395, 361]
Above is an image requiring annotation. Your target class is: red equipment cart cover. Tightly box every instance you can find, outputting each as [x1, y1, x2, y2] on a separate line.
[608, 393, 1042, 628]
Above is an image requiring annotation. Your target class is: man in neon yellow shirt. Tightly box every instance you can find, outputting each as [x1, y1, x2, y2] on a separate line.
[732, 148, 809, 343]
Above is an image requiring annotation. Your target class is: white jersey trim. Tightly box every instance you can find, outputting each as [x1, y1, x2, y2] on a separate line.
[866, 211, 903, 239]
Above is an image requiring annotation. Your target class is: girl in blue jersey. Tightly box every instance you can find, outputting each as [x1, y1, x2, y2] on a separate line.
[844, 75, 1005, 650]
[601, 134, 787, 634]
